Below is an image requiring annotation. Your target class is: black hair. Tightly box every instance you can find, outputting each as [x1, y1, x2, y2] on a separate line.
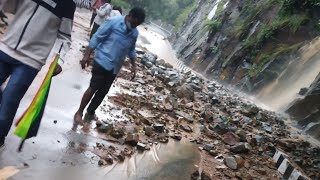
[129, 7, 146, 23]
[113, 6, 123, 14]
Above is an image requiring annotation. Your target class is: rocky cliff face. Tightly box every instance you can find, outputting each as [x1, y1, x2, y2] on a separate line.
[171, 0, 320, 140]
[172, 0, 320, 92]
[286, 73, 320, 140]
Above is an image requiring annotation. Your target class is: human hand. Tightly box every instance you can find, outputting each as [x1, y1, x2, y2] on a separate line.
[53, 64, 62, 76]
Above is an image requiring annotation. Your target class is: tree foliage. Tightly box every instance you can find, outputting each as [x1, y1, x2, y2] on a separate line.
[118, 0, 195, 25]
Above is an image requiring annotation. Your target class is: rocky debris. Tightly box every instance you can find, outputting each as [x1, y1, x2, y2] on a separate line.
[225, 156, 238, 170]
[223, 132, 240, 146]
[180, 124, 193, 133]
[111, 126, 125, 139]
[235, 130, 247, 142]
[125, 133, 139, 146]
[175, 111, 194, 123]
[230, 143, 251, 154]
[144, 126, 153, 136]
[203, 144, 214, 152]
[115, 151, 125, 162]
[105, 155, 113, 164]
[171, 134, 182, 141]
[153, 123, 165, 133]
[209, 123, 229, 135]
[176, 84, 194, 100]
[85, 50, 319, 179]
[136, 142, 146, 151]
[97, 123, 113, 133]
[98, 159, 107, 166]
[191, 170, 212, 180]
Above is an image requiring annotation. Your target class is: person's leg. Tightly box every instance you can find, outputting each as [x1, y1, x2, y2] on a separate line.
[86, 70, 116, 116]
[0, 51, 12, 103]
[74, 87, 95, 122]
[90, 12, 97, 28]
[90, 23, 100, 39]
[0, 58, 38, 143]
[73, 62, 103, 130]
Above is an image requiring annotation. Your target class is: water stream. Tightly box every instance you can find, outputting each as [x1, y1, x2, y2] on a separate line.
[257, 37, 320, 112]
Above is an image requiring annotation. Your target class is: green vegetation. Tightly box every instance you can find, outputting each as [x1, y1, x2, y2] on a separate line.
[117, 0, 195, 27]
[111, 0, 130, 9]
[209, 0, 320, 78]
[174, 2, 197, 30]
[248, 43, 302, 77]
[203, 19, 222, 32]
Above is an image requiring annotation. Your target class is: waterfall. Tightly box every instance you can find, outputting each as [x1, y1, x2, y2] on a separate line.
[257, 37, 320, 112]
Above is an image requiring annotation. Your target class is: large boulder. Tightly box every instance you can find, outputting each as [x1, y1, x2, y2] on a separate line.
[176, 84, 195, 100]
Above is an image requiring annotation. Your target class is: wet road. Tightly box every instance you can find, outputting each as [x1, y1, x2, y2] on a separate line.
[0, 9, 199, 180]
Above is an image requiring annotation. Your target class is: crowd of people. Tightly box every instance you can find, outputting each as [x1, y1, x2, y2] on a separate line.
[0, 0, 146, 150]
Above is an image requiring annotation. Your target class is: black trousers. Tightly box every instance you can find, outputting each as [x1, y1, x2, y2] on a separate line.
[90, 12, 97, 28]
[90, 23, 100, 39]
[87, 62, 116, 115]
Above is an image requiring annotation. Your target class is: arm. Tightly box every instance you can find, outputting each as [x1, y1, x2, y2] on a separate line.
[81, 19, 113, 69]
[96, 4, 112, 17]
[128, 38, 137, 80]
[53, 1, 76, 76]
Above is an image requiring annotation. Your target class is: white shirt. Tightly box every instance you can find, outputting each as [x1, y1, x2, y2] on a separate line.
[94, 3, 112, 25]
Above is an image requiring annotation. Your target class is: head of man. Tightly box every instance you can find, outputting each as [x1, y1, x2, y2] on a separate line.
[125, 7, 146, 30]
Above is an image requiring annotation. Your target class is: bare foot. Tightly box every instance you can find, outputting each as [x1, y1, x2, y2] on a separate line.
[72, 112, 84, 131]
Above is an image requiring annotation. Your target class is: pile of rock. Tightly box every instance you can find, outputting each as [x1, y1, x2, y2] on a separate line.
[91, 51, 319, 179]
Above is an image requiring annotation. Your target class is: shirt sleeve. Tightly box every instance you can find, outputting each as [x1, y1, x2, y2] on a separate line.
[128, 37, 137, 59]
[96, 4, 112, 17]
[89, 19, 113, 49]
[54, 1, 76, 63]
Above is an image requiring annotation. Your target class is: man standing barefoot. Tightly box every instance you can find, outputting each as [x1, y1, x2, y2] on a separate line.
[73, 7, 146, 131]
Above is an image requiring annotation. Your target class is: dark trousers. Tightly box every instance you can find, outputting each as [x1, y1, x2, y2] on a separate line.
[0, 51, 38, 141]
[90, 23, 100, 39]
[90, 12, 97, 28]
[87, 62, 116, 115]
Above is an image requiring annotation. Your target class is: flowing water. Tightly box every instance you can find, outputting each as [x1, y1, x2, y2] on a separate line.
[257, 37, 320, 112]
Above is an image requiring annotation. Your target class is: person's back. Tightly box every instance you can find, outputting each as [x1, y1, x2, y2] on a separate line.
[0, 0, 76, 149]
[0, 0, 76, 69]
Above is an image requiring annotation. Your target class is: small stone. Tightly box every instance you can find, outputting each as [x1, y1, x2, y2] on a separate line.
[203, 144, 215, 152]
[137, 142, 146, 151]
[225, 156, 238, 170]
[98, 124, 113, 133]
[115, 151, 125, 162]
[175, 111, 194, 123]
[144, 126, 153, 136]
[223, 132, 240, 146]
[234, 155, 244, 168]
[209, 150, 218, 156]
[180, 124, 193, 133]
[111, 126, 126, 139]
[235, 130, 247, 142]
[53, 120, 57, 124]
[172, 134, 182, 141]
[211, 97, 221, 105]
[230, 143, 251, 154]
[153, 123, 165, 133]
[105, 155, 113, 164]
[98, 159, 107, 166]
[125, 133, 139, 146]
[209, 123, 229, 135]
